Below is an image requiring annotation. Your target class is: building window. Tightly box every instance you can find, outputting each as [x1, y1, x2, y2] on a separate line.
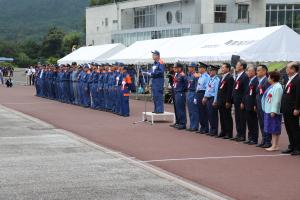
[238, 4, 249, 20]
[166, 11, 173, 24]
[134, 6, 156, 28]
[175, 10, 182, 24]
[105, 18, 108, 26]
[214, 5, 227, 23]
[266, 4, 300, 34]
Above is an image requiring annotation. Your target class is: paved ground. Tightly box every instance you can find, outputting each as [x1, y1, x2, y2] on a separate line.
[0, 105, 211, 200]
[1, 85, 300, 200]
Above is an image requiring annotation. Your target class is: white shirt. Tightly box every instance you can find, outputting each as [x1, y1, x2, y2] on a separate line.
[221, 72, 229, 82]
[236, 71, 244, 81]
[285, 73, 298, 88]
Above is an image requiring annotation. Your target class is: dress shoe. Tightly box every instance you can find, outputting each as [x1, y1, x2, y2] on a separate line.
[196, 130, 206, 134]
[248, 141, 258, 145]
[237, 137, 246, 142]
[256, 143, 265, 148]
[170, 124, 178, 128]
[223, 136, 231, 139]
[216, 134, 225, 138]
[291, 150, 300, 156]
[177, 126, 186, 130]
[230, 137, 238, 141]
[243, 141, 250, 144]
[281, 149, 293, 154]
[189, 129, 198, 132]
[261, 144, 272, 148]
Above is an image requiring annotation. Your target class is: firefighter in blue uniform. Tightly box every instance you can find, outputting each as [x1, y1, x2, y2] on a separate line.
[144, 50, 165, 113]
[89, 63, 98, 109]
[202, 65, 220, 136]
[97, 64, 105, 110]
[111, 63, 119, 113]
[77, 65, 85, 106]
[103, 65, 110, 111]
[119, 66, 132, 117]
[173, 62, 188, 130]
[186, 62, 200, 132]
[58, 66, 64, 102]
[82, 64, 91, 108]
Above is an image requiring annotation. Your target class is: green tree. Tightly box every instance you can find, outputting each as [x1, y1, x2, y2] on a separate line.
[62, 32, 83, 55]
[41, 27, 65, 58]
[15, 52, 35, 68]
[19, 39, 42, 60]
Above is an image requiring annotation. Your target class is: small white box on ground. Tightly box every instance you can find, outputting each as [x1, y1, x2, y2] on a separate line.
[142, 112, 175, 125]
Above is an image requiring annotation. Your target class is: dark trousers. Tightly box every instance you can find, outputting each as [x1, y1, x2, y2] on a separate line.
[257, 108, 271, 145]
[187, 91, 199, 130]
[197, 91, 208, 132]
[175, 92, 186, 127]
[171, 88, 179, 124]
[234, 104, 247, 139]
[206, 98, 218, 135]
[246, 110, 258, 142]
[284, 114, 300, 151]
[219, 106, 233, 137]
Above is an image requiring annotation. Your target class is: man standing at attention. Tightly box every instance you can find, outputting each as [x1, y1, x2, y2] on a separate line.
[144, 50, 165, 113]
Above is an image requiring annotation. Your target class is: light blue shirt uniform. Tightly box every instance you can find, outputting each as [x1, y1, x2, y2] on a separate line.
[196, 72, 210, 91]
[204, 75, 220, 103]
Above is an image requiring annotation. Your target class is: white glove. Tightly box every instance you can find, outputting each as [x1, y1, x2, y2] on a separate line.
[193, 99, 197, 104]
[142, 71, 151, 76]
[122, 81, 126, 85]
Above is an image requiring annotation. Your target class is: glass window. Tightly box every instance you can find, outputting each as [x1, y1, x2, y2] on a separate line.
[134, 6, 156, 28]
[214, 5, 227, 23]
[105, 18, 108, 26]
[286, 10, 293, 28]
[238, 4, 249, 20]
[270, 10, 278, 26]
[294, 10, 300, 28]
[166, 11, 173, 24]
[266, 10, 270, 26]
[175, 10, 182, 23]
[278, 10, 285, 25]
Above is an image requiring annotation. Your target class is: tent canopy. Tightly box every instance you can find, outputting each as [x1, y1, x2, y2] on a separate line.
[58, 43, 125, 65]
[106, 25, 300, 64]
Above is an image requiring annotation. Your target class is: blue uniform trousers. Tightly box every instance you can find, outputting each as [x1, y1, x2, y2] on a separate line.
[152, 79, 164, 113]
[187, 91, 199, 130]
[197, 91, 209, 133]
[175, 92, 186, 127]
[206, 97, 218, 135]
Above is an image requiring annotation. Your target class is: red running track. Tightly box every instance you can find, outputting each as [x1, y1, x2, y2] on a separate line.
[1, 86, 300, 200]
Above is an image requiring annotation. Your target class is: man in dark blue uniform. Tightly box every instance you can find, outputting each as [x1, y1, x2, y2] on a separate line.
[186, 62, 199, 132]
[173, 62, 188, 130]
[82, 64, 91, 108]
[145, 50, 165, 114]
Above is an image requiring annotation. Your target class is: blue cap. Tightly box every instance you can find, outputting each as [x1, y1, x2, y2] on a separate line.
[84, 64, 89, 69]
[189, 62, 197, 67]
[151, 50, 160, 56]
[118, 62, 125, 67]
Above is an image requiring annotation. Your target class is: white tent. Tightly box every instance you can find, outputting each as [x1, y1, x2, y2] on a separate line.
[105, 25, 300, 64]
[107, 38, 171, 64]
[180, 25, 300, 62]
[58, 43, 125, 65]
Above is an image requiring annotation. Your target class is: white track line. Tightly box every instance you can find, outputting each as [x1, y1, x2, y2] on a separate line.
[142, 154, 289, 163]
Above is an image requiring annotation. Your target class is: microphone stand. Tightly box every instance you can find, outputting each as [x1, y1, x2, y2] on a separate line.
[133, 65, 152, 125]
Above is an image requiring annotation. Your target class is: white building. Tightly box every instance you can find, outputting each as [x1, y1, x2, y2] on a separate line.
[86, 0, 299, 46]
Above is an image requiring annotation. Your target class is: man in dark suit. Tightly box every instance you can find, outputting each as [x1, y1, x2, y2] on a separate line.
[242, 64, 259, 145]
[217, 63, 234, 139]
[256, 64, 271, 148]
[281, 62, 300, 156]
[232, 60, 249, 142]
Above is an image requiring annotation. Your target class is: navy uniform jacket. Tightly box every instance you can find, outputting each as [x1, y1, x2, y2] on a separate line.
[187, 72, 198, 92]
[151, 60, 165, 88]
[243, 77, 259, 111]
[232, 72, 249, 105]
[217, 73, 234, 106]
[281, 74, 300, 115]
[256, 76, 270, 112]
[98, 72, 104, 90]
[174, 72, 188, 93]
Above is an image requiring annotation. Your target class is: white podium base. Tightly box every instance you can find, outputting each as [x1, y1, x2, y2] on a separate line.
[142, 112, 175, 125]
